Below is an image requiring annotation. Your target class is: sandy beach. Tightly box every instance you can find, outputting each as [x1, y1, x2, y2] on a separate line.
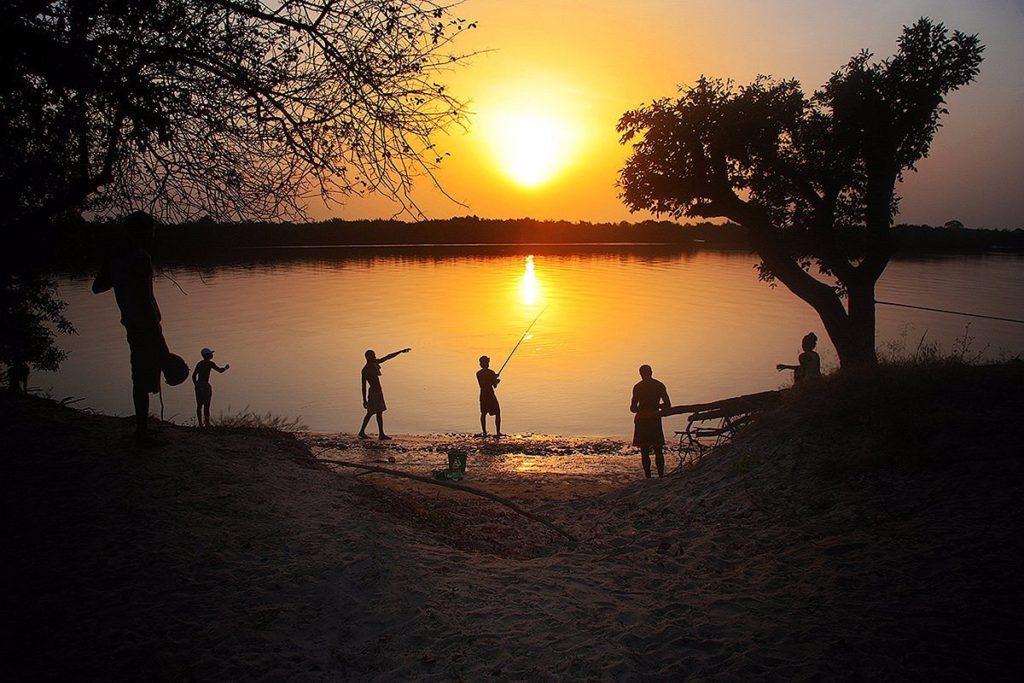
[4, 363, 1024, 680]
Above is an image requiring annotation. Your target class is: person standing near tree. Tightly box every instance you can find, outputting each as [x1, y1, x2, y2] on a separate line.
[476, 355, 502, 437]
[358, 347, 411, 440]
[630, 364, 672, 478]
[92, 212, 171, 446]
[776, 332, 822, 385]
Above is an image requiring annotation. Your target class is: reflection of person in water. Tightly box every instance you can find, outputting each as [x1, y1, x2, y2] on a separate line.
[476, 355, 502, 437]
[777, 332, 822, 385]
[92, 212, 170, 446]
[630, 364, 672, 478]
[359, 347, 411, 440]
[193, 347, 229, 427]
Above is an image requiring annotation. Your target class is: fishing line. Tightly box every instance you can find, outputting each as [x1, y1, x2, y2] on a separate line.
[875, 299, 1024, 324]
[497, 306, 547, 376]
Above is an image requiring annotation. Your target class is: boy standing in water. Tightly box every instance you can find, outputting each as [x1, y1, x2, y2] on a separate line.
[630, 364, 672, 478]
[777, 332, 822, 385]
[359, 347, 411, 440]
[192, 347, 229, 427]
[476, 355, 502, 437]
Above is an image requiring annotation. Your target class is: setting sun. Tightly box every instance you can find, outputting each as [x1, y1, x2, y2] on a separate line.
[483, 107, 581, 188]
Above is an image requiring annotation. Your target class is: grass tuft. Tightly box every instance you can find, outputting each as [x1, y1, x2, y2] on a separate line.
[213, 405, 308, 432]
[877, 323, 1014, 367]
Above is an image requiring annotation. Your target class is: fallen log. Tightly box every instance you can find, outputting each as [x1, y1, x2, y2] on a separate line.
[659, 389, 782, 418]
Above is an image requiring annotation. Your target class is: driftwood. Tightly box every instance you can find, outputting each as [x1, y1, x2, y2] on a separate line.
[659, 390, 782, 418]
[318, 457, 577, 543]
[666, 390, 784, 471]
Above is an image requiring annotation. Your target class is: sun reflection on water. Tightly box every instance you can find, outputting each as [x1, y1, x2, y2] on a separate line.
[519, 254, 541, 306]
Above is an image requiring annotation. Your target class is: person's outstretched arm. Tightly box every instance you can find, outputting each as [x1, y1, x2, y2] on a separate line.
[776, 363, 798, 371]
[378, 348, 412, 363]
[214, 363, 230, 373]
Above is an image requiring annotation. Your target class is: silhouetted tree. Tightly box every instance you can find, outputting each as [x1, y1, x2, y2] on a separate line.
[0, 272, 74, 377]
[2, 0, 473, 225]
[618, 19, 983, 368]
[1, 0, 473, 371]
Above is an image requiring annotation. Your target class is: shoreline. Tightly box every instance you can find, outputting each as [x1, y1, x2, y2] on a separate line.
[304, 431, 645, 511]
[4, 363, 1023, 678]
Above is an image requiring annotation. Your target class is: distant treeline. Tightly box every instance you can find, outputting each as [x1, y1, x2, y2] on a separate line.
[44, 215, 1024, 269]
[888, 223, 1024, 253]
[159, 217, 750, 250]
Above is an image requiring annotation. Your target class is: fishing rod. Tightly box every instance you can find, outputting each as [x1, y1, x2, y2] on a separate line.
[497, 306, 547, 376]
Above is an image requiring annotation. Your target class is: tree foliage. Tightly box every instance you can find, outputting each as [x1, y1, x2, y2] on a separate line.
[0, 273, 75, 373]
[1, 0, 474, 226]
[618, 19, 983, 367]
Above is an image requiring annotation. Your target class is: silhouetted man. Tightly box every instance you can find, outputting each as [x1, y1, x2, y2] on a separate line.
[476, 355, 502, 436]
[630, 364, 671, 478]
[92, 212, 169, 446]
[359, 347, 411, 440]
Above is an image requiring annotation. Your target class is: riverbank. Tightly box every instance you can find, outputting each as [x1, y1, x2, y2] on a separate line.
[3, 362, 1023, 679]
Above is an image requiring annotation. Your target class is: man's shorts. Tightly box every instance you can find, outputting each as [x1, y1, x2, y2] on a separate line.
[126, 324, 168, 394]
[632, 414, 665, 448]
[194, 380, 213, 403]
[479, 392, 500, 416]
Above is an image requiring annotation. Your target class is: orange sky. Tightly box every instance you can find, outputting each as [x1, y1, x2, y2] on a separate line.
[321, 0, 1024, 230]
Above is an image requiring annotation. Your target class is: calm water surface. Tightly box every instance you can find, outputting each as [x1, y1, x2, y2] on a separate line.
[41, 249, 1024, 436]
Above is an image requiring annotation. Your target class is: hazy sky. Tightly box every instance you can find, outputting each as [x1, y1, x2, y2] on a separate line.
[323, 0, 1024, 229]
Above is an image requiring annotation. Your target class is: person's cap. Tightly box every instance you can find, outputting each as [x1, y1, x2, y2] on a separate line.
[201, 347, 214, 358]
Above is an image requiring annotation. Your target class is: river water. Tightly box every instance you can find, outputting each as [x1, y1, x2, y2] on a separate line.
[39, 248, 1024, 436]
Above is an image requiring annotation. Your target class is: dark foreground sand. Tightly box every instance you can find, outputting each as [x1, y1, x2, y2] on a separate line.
[3, 363, 1024, 680]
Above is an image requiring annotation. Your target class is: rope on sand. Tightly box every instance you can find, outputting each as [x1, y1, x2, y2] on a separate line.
[317, 457, 578, 543]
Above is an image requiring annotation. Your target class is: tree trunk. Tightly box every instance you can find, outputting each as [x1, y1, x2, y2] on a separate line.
[842, 277, 879, 368]
[755, 259, 879, 369]
[731, 202, 882, 371]
[776, 277, 879, 370]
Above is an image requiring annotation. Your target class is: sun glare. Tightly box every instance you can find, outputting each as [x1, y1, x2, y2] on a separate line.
[485, 109, 581, 188]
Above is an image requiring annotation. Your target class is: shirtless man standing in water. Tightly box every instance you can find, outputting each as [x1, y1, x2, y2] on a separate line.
[359, 347, 411, 440]
[476, 355, 502, 436]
